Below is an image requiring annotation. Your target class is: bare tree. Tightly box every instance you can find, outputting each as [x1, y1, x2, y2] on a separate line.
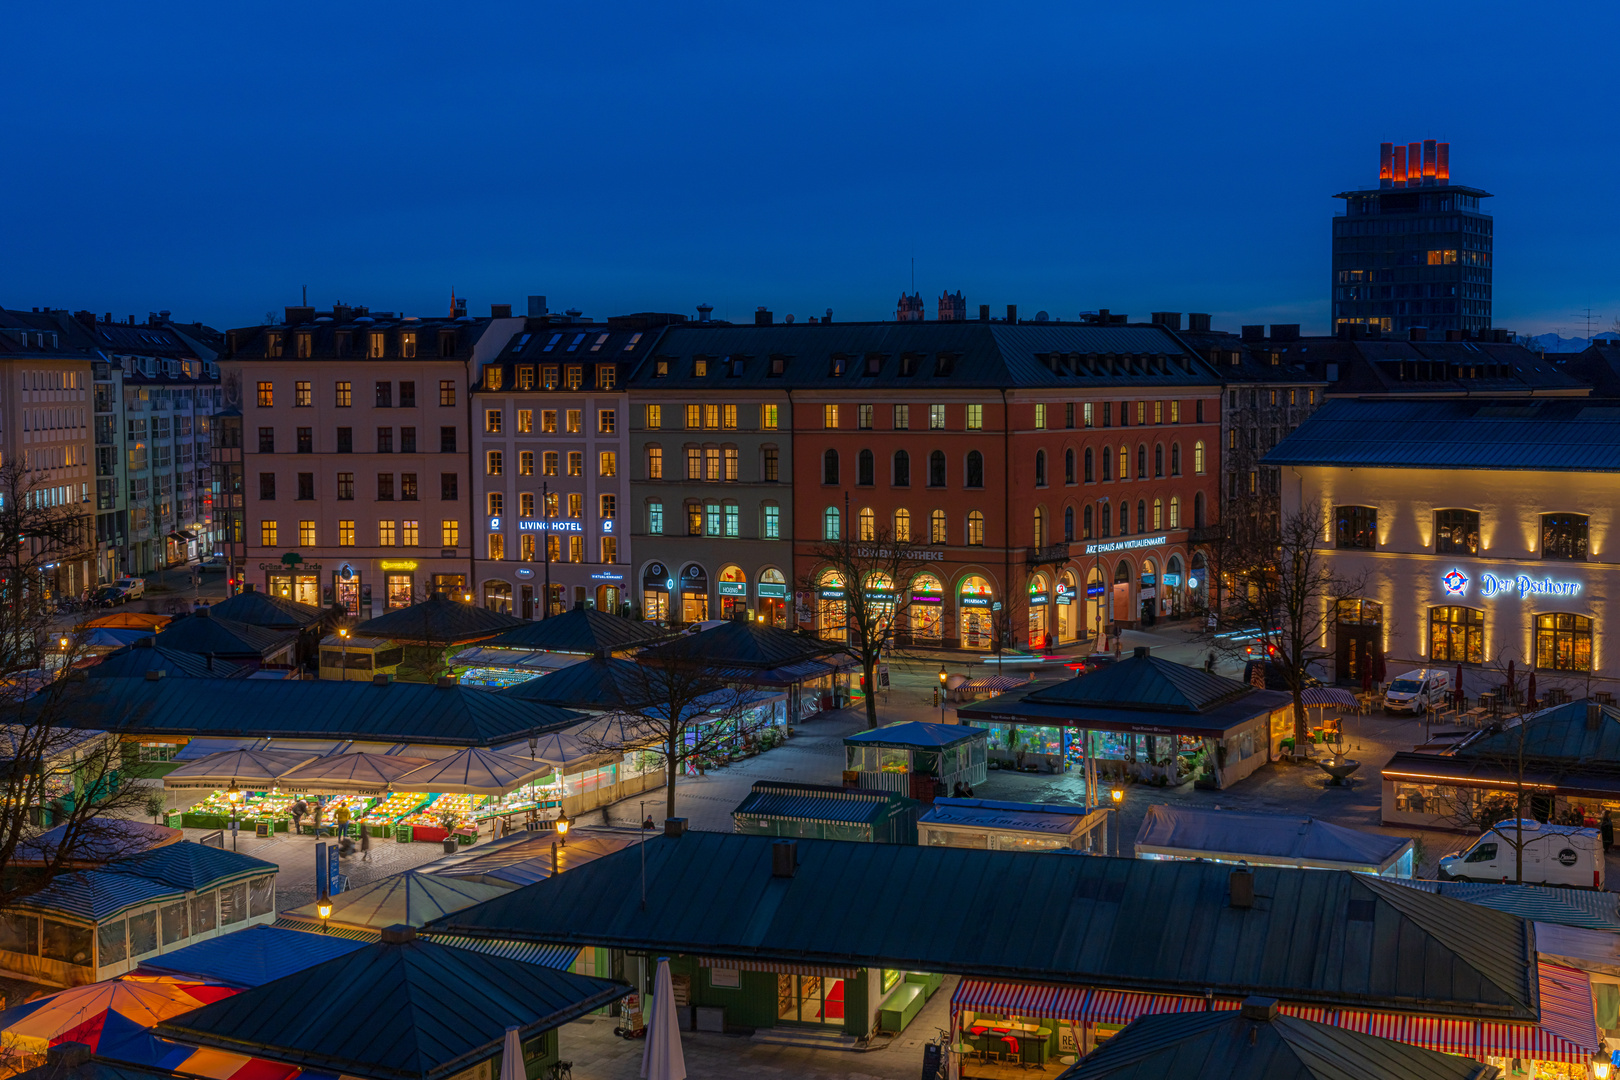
[800, 525, 937, 729]
[1223, 505, 1366, 750]
[579, 651, 776, 822]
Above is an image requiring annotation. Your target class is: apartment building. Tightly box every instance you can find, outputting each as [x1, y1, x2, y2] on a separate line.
[219, 304, 519, 617]
[471, 314, 665, 618]
[0, 309, 96, 598]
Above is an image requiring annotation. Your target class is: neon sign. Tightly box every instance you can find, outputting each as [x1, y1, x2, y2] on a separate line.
[1441, 567, 1581, 600]
[1085, 535, 1167, 555]
[518, 520, 583, 532]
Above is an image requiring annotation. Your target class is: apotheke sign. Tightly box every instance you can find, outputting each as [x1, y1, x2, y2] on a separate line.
[1440, 567, 1583, 600]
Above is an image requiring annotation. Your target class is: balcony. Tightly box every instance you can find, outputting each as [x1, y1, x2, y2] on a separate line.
[1025, 542, 1070, 566]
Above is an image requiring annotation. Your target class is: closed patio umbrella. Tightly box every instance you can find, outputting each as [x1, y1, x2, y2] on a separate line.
[1456, 664, 1464, 709]
[640, 957, 685, 1080]
[499, 1025, 524, 1080]
[1527, 670, 1537, 709]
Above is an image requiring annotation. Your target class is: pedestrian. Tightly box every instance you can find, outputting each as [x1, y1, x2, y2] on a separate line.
[312, 800, 325, 837]
[360, 823, 372, 862]
[335, 801, 351, 840]
[1204, 650, 1215, 674]
[1604, 810, 1614, 852]
[290, 798, 307, 836]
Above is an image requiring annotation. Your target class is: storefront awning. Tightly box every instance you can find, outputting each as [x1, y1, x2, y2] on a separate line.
[697, 957, 859, 979]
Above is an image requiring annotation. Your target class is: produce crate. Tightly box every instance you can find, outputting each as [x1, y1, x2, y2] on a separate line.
[165, 812, 184, 829]
[393, 824, 413, 843]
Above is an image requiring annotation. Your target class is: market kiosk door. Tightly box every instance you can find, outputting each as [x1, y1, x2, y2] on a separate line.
[778, 973, 845, 1025]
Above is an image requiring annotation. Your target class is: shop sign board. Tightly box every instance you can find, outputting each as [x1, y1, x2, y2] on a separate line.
[1085, 535, 1167, 555]
[758, 583, 788, 598]
[518, 520, 584, 532]
[718, 582, 747, 597]
[1441, 567, 1582, 600]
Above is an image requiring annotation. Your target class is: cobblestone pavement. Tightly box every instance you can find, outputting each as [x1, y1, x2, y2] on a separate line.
[177, 826, 453, 912]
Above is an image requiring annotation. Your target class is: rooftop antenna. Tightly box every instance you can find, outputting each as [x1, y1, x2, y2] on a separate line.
[1571, 308, 1602, 344]
[302, 285, 307, 306]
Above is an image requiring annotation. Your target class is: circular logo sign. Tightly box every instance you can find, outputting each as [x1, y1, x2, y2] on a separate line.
[1557, 848, 1579, 866]
[1441, 569, 1468, 596]
[647, 562, 666, 578]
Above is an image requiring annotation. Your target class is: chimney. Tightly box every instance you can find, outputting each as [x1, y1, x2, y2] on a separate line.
[1229, 868, 1255, 909]
[1240, 325, 1264, 342]
[283, 306, 315, 326]
[978, 304, 990, 323]
[436, 675, 457, 688]
[1149, 312, 1182, 330]
[452, 297, 468, 318]
[104, 312, 112, 324]
[1269, 324, 1299, 342]
[696, 304, 713, 323]
[145, 670, 165, 681]
[159, 310, 171, 322]
[490, 303, 512, 318]
[1409, 327, 1428, 342]
[1240, 997, 1279, 1022]
[664, 817, 687, 838]
[1188, 313, 1211, 333]
[754, 307, 773, 326]
[1393, 144, 1407, 186]
[824, 307, 833, 324]
[332, 304, 352, 322]
[1436, 141, 1450, 181]
[1422, 138, 1437, 184]
[1133, 646, 1151, 659]
[1006, 304, 1017, 324]
[1379, 142, 1394, 188]
[1446, 329, 1465, 341]
[380, 924, 417, 944]
[46, 1043, 92, 1069]
[1588, 704, 1603, 730]
[527, 295, 548, 317]
[771, 839, 798, 877]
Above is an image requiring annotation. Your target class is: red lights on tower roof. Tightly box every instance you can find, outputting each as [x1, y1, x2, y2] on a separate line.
[1379, 140, 1449, 188]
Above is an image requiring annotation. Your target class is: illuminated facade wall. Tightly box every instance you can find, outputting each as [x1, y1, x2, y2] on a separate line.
[1284, 464, 1617, 693]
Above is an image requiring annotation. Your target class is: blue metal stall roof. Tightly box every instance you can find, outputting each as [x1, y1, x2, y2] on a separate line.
[16, 870, 183, 923]
[734, 783, 899, 826]
[135, 925, 367, 986]
[844, 722, 986, 749]
[920, 798, 1095, 835]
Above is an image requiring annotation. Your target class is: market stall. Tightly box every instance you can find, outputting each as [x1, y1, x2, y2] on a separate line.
[393, 747, 558, 836]
[843, 723, 989, 800]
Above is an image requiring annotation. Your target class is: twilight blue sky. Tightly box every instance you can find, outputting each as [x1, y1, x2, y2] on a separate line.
[8, 2, 1616, 336]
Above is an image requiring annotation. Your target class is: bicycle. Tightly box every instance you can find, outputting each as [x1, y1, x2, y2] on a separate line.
[547, 1061, 573, 1080]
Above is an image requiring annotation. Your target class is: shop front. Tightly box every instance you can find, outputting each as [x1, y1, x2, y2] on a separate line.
[642, 562, 671, 623]
[380, 560, 418, 610]
[267, 568, 321, 607]
[959, 577, 994, 650]
[483, 580, 514, 614]
[1138, 560, 1158, 626]
[718, 566, 748, 620]
[679, 563, 709, 623]
[1164, 555, 1185, 618]
[758, 569, 788, 628]
[817, 571, 847, 642]
[432, 572, 467, 597]
[1055, 572, 1078, 644]
[1085, 568, 1105, 642]
[909, 572, 944, 643]
[1189, 552, 1208, 612]
[1027, 575, 1051, 649]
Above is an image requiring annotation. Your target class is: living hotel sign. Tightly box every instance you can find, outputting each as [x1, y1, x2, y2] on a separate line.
[1440, 568, 1582, 600]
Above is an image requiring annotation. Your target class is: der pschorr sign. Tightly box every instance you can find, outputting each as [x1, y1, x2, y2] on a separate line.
[1441, 567, 1582, 600]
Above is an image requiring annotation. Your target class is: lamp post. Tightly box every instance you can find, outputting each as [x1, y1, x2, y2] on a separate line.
[226, 781, 242, 852]
[317, 898, 332, 934]
[1108, 785, 1124, 857]
[1592, 1053, 1612, 1080]
[938, 666, 949, 722]
[338, 626, 350, 682]
[555, 809, 572, 847]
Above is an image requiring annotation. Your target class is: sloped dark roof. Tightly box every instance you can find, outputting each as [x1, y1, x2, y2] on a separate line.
[43, 677, 587, 746]
[1564, 342, 1620, 396]
[1267, 397, 1620, 472]
[206, 590, 329, 630]
[157, 932, 627, 1080]
[14, 869, 183, 922]
[85, 638, 245, 679]
[1024, 650, 1254, 713]
[105, 841, 276, 892]
[136, 925, 367, 987]
[153, 611, 297, 659]
[640, 619, 838, 670]
[13, 1061, 174, 1080]
[355, 592, 525, 645]
[734, 781, 909, 825]
[429, 832, 1539, 1021]
[844, 722, 985, 748]
[1059, 1007, 1496, 1080]
[475, 608, 669, 655]
[497, 657, 654, 710]
[1134, 806, 1412, 871]
[1458, 699, 1620, 763]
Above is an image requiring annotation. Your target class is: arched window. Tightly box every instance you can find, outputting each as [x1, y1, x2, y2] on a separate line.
[1154, 444, 1164, 478]
[894, 508, 911, 541]
[1152, 499, 1163, 530]
[858, 506, 875, 541]
[1083, 504, 1093, 539]
[1193, 491, 1205, 528]
[1063, 506, 1074, 542]
[965, 451, 984, 488]
[1034, 450, 1047, 487]
[1101, 447, 1112, 482]
[823, 505, 840, 540]
[857, 449, 874, 486]
[966, 510, 985, 545]
[929, 450, 946, 487]
[1170, 443, 1181, 476]
[1137, 500, 1147, 533]
[822, 449, 839, 485]
[1118, 445, 1129, 481]
[1118, 501, 1129, 536]
[930, 508, 947, 543]
[1137, 444, 1147, 479]
[1193, 440, 1205, 474]
[1033, 507, 1047, 548]
[893, 449, 910, 487]
[1169, 496, 1180, 528]
[1100, 503, 1111, 537]
[1084, 447, 1094, 483]
[1064, 448, 1075, 485]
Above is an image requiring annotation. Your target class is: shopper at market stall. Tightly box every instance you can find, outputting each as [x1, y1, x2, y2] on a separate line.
[290, 798, 308, 835]
[335, 801, 351, 840]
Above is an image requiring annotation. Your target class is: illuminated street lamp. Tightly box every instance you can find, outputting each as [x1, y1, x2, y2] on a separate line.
[1592, 1054, 1612, 1080]
[1108, 785, 1124, 857]
[317, 899, 333, 933]
[226, 781, 243, 851]
[338, 627, 351, 681]
[555, 810, 572, 846]
[938, 666, 949, 722]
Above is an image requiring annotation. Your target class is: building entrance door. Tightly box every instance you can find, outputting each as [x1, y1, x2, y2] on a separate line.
[1334, 599, 1383, 685]
[776, 973, 845, 1026]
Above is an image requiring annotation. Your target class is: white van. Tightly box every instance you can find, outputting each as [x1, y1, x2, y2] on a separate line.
[1438, 820, 1605, 889]
[1383, 668, 1450, 714]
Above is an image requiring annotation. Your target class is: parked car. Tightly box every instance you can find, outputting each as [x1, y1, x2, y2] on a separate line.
[1439, 820, 1604, 889]
[112, 577, 146, 600]
[92, 584, 128, 607]
[1383, 668, 1450, 714]
[198, 553, 226, 573]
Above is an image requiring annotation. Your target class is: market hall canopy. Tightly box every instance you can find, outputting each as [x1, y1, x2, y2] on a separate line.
[637, 619, 848, 685]
[277, 753, 435, 794]
[392, 747, 552, 796]
[157, 926, 628, 1080]
[429, 832, 1542, 1023]
[497, 657, 656, 710]
[136, 925, 367, 987]
[957, 646, 1292, 736]
[162, 749, 319, 791]
[281, 872, 508, 934]
[845, 722, 987, 750]
[1134, 805, 1415, 875]
[355, 591, 525, 646]
[152, 609, 298, 662]
[44, 677, 589, 747]
[85, 637, 246, 680]
[206, 588, 329, 630]
[1055, 998, 1498, 1080]
[475, 607, 671, 656]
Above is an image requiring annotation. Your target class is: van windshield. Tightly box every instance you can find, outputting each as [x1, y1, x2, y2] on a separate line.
[1389, 679, 1422, 693]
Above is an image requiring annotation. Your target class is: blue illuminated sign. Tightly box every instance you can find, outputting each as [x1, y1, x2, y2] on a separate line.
[518, 520, 584, 532]
[1442, 567, 1582, 600]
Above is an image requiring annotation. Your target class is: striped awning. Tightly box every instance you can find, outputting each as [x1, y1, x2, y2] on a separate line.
[953, 979, 1088, 1023]
[1277, 1004, 1332, 1023]
[697, 957, 859, 979]
[1477, 963, 1601, 1064]
[426, 936, 580, 970]
[1084, 990, 1207, 1024]
[1339, 1012, 1476, 1055]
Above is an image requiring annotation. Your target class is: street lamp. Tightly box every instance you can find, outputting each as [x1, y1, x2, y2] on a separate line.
[1108, 785, 1124, 857]
[1592, 1053, 1612, 1080]
[939, 666, 949, 722]
[58, 637, 69, 651]
[317, 899, 333, 934]
[555, 810, 572, 846]
[338, 627, 351, 681]
[226, 781, 242, 852]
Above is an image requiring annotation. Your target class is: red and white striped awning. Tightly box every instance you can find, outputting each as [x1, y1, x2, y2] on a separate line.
[1083, 991, 1207, 1025]
[1277, 1004, 1333, 1023]
[1339, 1012, 1476, 1055]
[953, 979, 1088, 1023]
[696, 957, 859, 978]
[1478, 963, 1601, 1065]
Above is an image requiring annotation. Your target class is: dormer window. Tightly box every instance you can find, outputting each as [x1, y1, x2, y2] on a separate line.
[768, 356, 786, 377]
[694, 358, 708, 377]
[295, 333, 312, 358]
[898, 353, 917, 377]
[369, 333, 386, 358]
[400, 331, 417, 358]
[829, 354, 846, 377]
[933, 353, 955, 377]
[654, 359, 669, 378]
[864, 354, 882, 376]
